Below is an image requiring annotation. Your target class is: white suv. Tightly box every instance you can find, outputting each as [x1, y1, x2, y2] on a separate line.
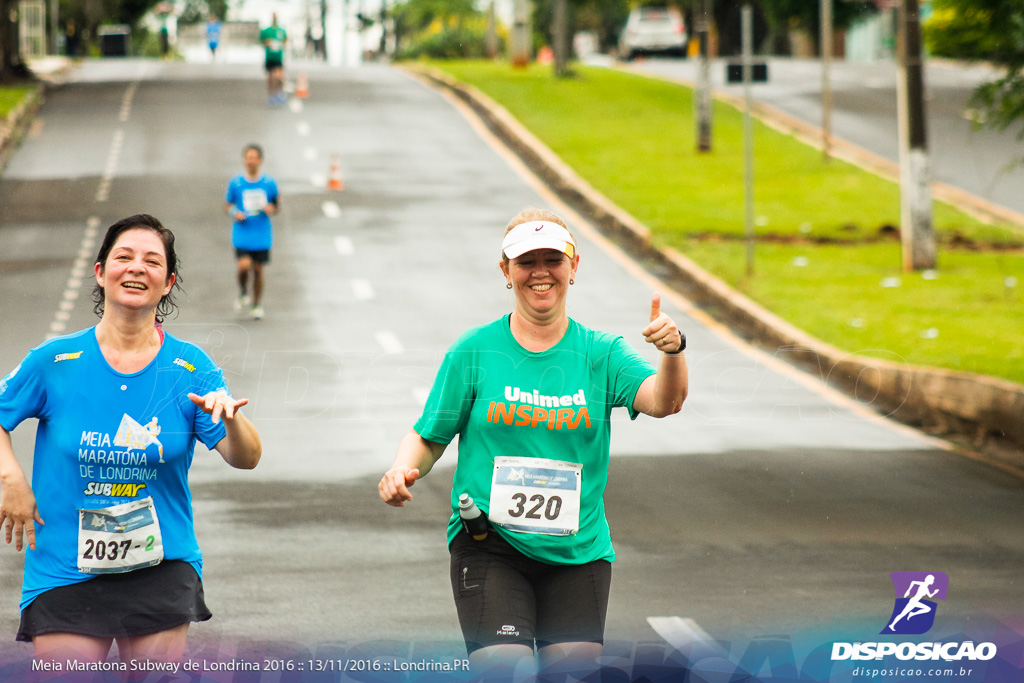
[618, 6, 687, 60]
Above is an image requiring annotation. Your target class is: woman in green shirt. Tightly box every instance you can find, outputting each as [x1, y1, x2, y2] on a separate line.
[379, 208, 688, 677]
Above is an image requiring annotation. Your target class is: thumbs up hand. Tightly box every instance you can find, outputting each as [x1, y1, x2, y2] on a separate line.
[649, 292, 662, 323]
[642, 292, 684, 354]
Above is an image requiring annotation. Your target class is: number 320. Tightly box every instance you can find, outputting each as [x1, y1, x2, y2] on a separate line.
[508, 493, 562, 520]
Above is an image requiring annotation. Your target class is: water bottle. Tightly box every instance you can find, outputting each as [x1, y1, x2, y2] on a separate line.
[459, 493, 489, 541]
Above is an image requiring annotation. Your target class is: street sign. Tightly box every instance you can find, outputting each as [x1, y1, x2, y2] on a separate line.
[726, 63, 768, 83]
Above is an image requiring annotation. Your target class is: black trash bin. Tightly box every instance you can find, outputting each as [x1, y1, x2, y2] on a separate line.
[98, 25, 131, 56]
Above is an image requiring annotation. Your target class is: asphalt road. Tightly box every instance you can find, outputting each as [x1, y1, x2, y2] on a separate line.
[625, 56, 1024, 220]
[1, 58, 1022, 680]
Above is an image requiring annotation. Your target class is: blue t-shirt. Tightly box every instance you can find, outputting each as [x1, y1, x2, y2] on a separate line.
[0, 327, 229, 610]
[206, 20, 222, 46]
[225, 174, 278, 251]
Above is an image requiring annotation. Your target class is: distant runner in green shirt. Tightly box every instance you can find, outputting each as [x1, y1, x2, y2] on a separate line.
[260, 13, 287, 107]
[379, 208, 689, 680]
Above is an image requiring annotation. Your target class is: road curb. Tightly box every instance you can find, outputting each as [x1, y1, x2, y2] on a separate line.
[406, 63, 1024, 457]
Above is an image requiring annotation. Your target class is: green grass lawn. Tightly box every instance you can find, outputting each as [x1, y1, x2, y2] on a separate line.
[682, 239, 1023, 379]
[425, 60, 1024, 384]
[0, 85, 35, 119]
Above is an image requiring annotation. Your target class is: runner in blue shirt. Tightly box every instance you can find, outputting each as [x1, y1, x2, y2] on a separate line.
[0, 214, 262, 668]
[225, 143, 279, 320]
[206, 16, 222, 61]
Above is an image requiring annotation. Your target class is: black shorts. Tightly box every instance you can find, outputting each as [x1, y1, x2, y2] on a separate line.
[16, 560, 212, 642]
[265, 59, 283, 73]
[449, 530, 611, 654]
[235, 248, 271, 264]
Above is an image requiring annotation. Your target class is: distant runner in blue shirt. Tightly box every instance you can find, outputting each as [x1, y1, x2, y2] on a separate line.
[225, 143, 279, 320]
[206, 16, 222, 61]
[0, 214, 262, 668]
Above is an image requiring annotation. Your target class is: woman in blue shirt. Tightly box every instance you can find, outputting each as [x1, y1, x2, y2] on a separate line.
[0, 214, 261, 666]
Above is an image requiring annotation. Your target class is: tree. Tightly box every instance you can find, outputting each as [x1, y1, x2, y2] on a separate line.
[531, 0, 629, 77]
[924, 0, 1024, 139]
[177, 0, 229, 25]
[391, 0, 489, 58]
[574, 0, 629, 53]
[756, 0, 877, 55]
[1, 0, 31, 82]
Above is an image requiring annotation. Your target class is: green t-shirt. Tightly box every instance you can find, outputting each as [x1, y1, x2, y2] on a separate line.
[260, 25, 287, 61]
[414, 315, 656, 565]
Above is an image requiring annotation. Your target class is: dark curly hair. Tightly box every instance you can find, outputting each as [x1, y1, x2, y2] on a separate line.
[91, 214, 183, 322]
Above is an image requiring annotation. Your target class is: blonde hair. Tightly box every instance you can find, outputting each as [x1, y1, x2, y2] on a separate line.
[500, 208, 575, 265]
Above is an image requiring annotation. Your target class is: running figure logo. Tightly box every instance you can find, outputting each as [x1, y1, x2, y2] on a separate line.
[114, 413, 165, 463]
[881, 571, 949, 635]
[506, 468, 526, 485]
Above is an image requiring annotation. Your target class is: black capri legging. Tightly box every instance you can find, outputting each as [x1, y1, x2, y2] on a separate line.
[449, 530, 611, 654]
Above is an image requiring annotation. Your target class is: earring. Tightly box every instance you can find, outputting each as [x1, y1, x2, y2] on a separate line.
[506, 283, 512, 289]
[569, 278, 574, 285]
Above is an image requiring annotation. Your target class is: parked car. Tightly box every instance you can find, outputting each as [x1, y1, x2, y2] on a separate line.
[618, 6, 687, 60]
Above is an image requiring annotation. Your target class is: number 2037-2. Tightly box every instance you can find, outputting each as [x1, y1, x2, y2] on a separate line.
[82, 535, 155, 561]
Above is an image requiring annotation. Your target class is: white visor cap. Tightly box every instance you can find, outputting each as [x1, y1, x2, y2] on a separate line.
[501, 221, 577, 260]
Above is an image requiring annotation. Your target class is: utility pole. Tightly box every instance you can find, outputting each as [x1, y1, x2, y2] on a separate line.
[49, 0, 58, 54]
[486, 0, 497, 59]
[694, 0, 713, 152]
[379, 0, 386, 57]
[340, 0, 349, 66]
[320, 0, 328, 60]
[510, 0, 530, 67]
[742, 4, 755, 277]
[897, 0, 936, 271]
[820, 0, 833, 161]
[552, 0, 568, 76]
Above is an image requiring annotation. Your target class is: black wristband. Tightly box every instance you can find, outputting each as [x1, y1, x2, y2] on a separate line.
[664, 332, 686, 354]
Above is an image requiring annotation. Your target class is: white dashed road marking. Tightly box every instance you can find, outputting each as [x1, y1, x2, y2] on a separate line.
[351, 279, 374, 300]
[119, 81, 138, 122]
[375, 331, 404, 355]
[647, 617, 724, 655]
[49, 217, 100, 337]
[322, 201, 342, 219]
[95, 128, 125, 203]
[333, 236, 353, 255]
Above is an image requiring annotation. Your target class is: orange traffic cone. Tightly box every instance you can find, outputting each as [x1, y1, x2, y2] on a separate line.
[327, 154, 344, 190]
[296, 72, 309, 99]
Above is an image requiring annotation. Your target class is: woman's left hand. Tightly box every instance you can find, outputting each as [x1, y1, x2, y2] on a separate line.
[642, 293, 684, 354]
[188, 391, 250, 424]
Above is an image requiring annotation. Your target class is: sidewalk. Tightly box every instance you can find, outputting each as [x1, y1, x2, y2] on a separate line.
[27, 55, 75, 82]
